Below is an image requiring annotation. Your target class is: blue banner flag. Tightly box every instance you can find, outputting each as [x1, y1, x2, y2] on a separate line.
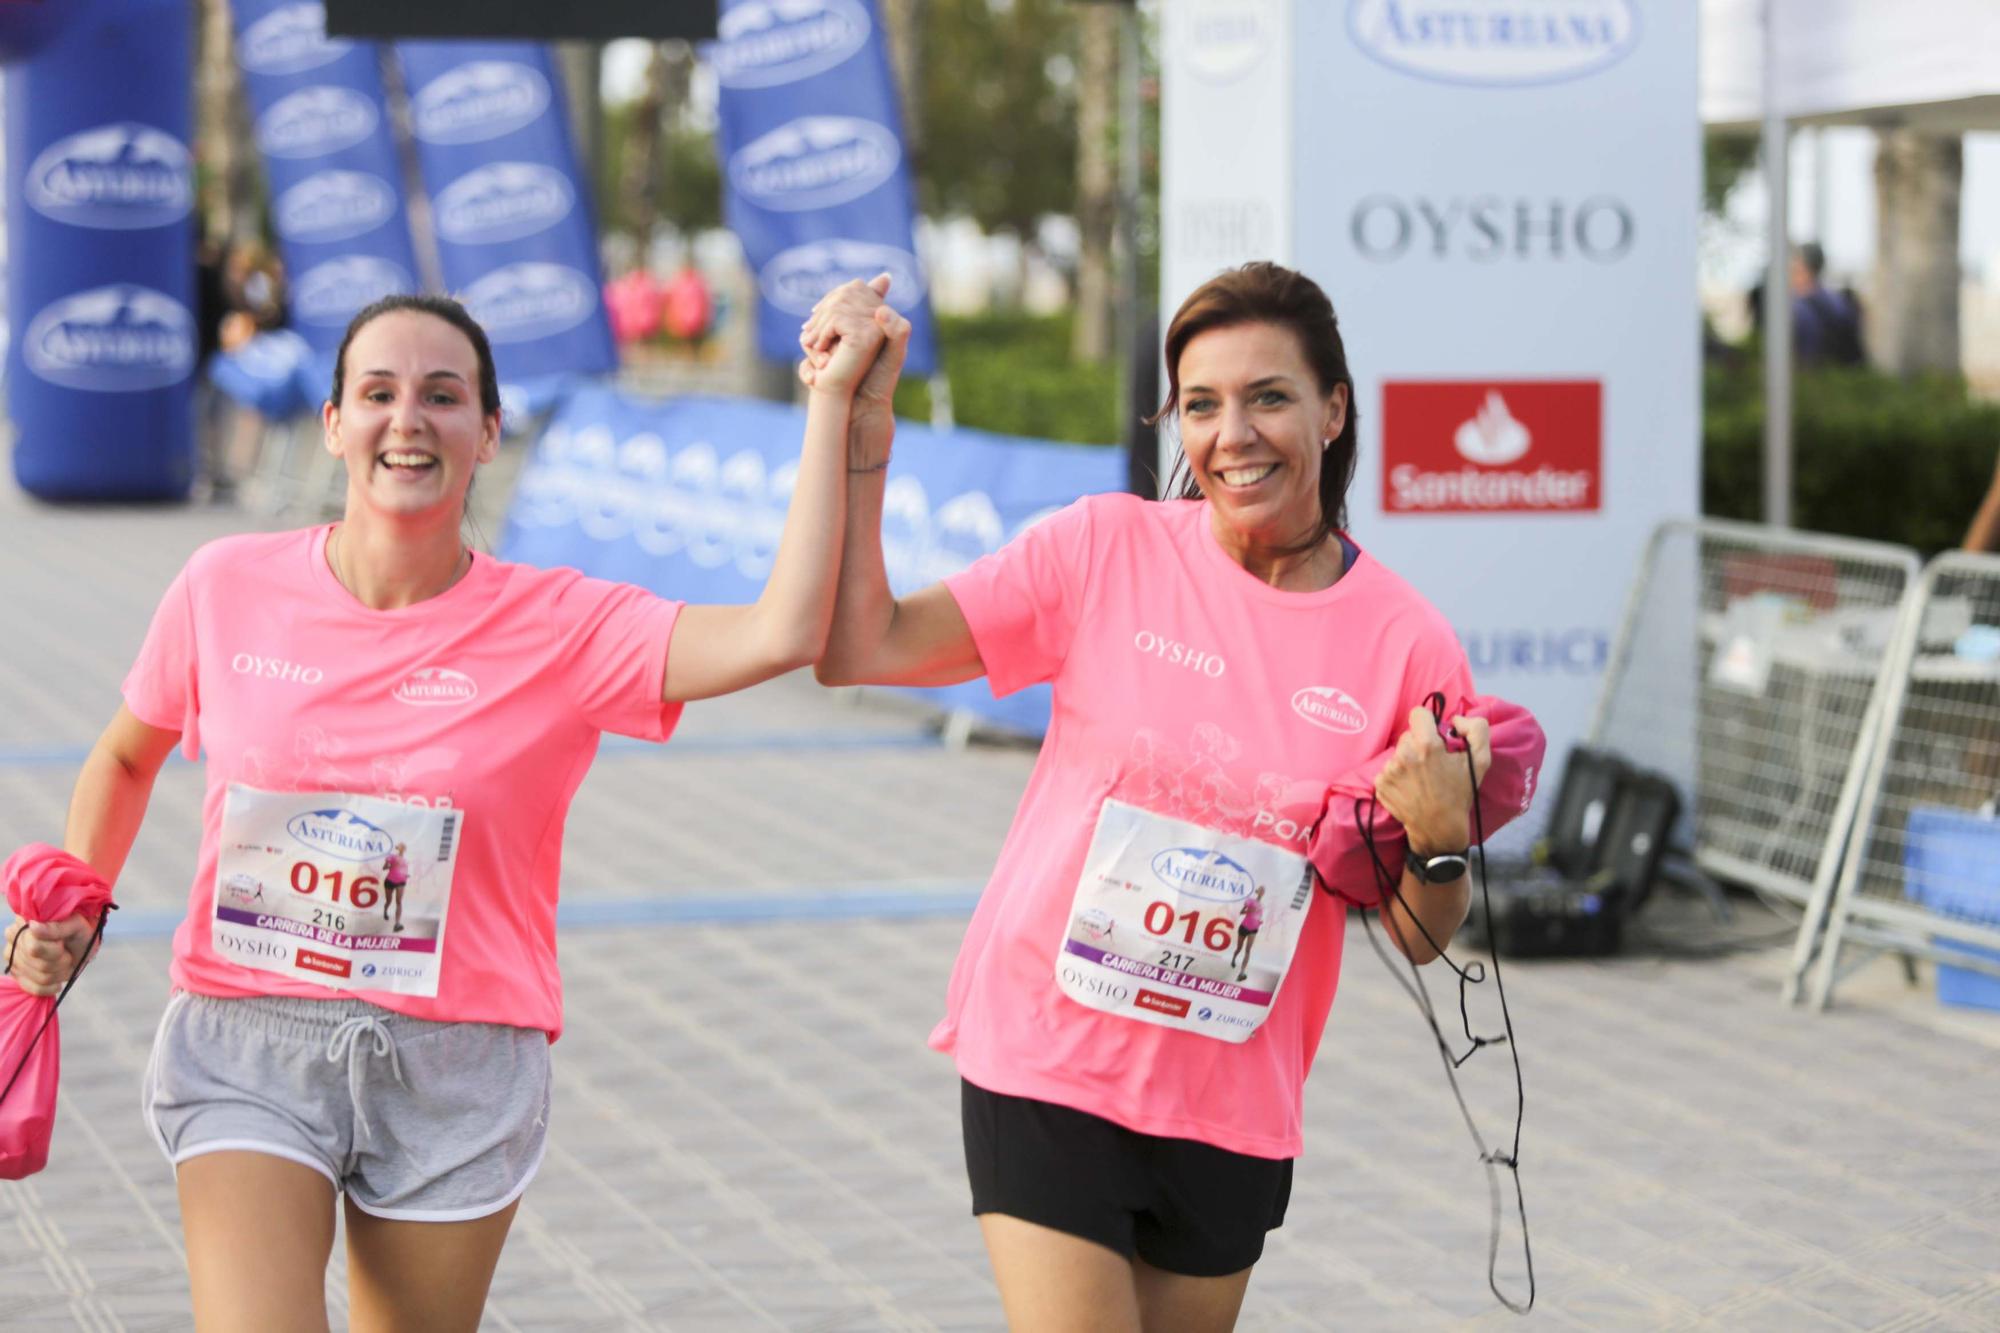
[6, 0, 196, 500]
[711, 0, 937, 375]
[396, 41, 616, 383]
[498, 388, 1122, 734]
[233, 0, 421, 353]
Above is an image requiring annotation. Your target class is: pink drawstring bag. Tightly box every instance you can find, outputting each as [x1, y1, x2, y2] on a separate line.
[2, 843, 114, 1179]
[1308, 692, 1547, 907]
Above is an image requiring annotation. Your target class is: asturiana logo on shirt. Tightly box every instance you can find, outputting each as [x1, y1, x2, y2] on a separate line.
[1133, 630, 1225, 678]
[1291, 685, 1368, 735]
[286, 809, 393, 863]
[1149, 848, 1255, 904]
[393, 667, 478, 706]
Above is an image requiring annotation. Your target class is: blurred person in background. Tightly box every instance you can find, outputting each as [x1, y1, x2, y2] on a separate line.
[220, 239, 286, 351]
[1749, 241, 1866, 366]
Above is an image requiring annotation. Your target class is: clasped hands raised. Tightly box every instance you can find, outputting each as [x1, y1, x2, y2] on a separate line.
[798, 273, 908, 472]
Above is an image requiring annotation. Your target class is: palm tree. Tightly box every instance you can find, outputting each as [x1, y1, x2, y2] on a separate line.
[1870, 128, 1962, 377]
[195, 0, 259, 244]
[1071, 4, 1118, 364]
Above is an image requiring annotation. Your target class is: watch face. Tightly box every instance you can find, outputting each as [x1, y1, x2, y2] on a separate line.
[1419, 853, 1469, 883]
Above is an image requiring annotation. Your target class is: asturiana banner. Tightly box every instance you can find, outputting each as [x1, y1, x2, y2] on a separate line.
[233, 0, 420, 353]
[710, 0, 938, 375]
[397, 41, 616, 384]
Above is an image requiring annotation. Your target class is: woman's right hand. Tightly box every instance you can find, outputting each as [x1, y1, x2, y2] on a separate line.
[797, 275, 895, 401]
[3, 913, 93, 997]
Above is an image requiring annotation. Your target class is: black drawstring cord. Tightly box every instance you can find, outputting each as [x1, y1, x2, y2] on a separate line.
[1317, 692, 1535, 1315]
[0, 904, 115, 1110]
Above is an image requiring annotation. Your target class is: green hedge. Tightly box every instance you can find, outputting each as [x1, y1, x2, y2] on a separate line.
[893, 310, 1122, 446]
[1704, 361, 2000, 554]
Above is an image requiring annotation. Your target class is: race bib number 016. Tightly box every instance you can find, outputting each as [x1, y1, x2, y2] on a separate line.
[1057, 799, 1314, 1043]
[212, 784, 462, 996]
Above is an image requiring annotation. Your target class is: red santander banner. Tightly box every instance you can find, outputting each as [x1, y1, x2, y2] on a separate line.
[1381, 379, 1602, 515]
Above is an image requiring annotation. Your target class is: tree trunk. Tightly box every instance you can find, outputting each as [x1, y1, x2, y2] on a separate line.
[619, 44, 670, 250]
[1071, 5, 1117, 364]
[1869, 128, 1962, 377]
[880, 0, 922, 163]
[559, 43, 605, 226]
[195, 0, 257, 244]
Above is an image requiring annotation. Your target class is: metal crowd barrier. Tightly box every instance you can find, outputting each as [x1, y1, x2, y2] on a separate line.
[1587, 519, 1923, 1001]
[1806, 551, 2000, 1010]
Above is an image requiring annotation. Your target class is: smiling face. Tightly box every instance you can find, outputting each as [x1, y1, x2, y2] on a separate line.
[1176, 321, 1348, 553]
[324, 309, 499, 522]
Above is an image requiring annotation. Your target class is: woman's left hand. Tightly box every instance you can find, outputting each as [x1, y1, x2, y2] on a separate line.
[796, 275, 895, 399]
[1373, 707, 1492, 854]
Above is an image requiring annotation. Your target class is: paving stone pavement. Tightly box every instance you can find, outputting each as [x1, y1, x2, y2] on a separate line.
[4, 491, 2000, 1331]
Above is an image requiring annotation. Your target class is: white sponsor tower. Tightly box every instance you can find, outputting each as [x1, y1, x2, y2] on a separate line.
[1163, 1, 1699, 774]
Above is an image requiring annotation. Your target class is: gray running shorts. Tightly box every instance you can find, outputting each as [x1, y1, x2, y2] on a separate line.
[142, 991, 551, 1222]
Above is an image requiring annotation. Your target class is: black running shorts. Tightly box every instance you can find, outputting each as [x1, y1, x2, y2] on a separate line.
[961, 1078, 1293, 1277]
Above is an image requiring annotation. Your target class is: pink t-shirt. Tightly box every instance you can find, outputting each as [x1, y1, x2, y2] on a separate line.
[1239, 895, 1265, 932]
[382, 852, 410, 882]
[939, 493, 1483, 1159]
[122, 526, 684, 1037]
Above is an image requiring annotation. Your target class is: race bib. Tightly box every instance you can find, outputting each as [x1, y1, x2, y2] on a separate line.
[1057, 798, 1315, 1043]
[212, 784, 462, 996]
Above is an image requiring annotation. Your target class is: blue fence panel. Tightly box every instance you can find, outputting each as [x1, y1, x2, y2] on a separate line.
[499, 387, 1124, 734]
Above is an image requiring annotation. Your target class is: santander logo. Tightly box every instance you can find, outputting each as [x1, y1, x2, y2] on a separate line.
[393, 667, 478, 706]
[1453, 391, 1531, 465]
[1291, 685, 1368, 735]
[1382, 379, 1601, 514]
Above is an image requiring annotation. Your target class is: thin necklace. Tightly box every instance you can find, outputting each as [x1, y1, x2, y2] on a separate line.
[329, 526, 469, 603]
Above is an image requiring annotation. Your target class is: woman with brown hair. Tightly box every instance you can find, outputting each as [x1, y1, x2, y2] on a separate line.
[806, 262, 1543, 1330]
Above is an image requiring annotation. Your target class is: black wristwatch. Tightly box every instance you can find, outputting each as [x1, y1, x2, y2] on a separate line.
[1408, 848, 1471, 884]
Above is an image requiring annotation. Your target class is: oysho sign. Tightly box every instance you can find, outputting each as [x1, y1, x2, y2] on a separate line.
[1350, 193, 1634, 263]
[711, 0, 871, 89]
[1382, 380, 1601, 514]
[23, 285, 195, 392]
[25, 123, 193, 230]
[729, 115, 900, 212]
[1347, 0, 1638, 86]
[412, 61, 550, 145]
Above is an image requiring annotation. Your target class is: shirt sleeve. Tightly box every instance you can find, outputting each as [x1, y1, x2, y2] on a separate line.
[121, 566, 201, 760]
[1398, 613, 1478, 725]
[943, 496, 1096, 698]
[548, 574, 686, 741]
